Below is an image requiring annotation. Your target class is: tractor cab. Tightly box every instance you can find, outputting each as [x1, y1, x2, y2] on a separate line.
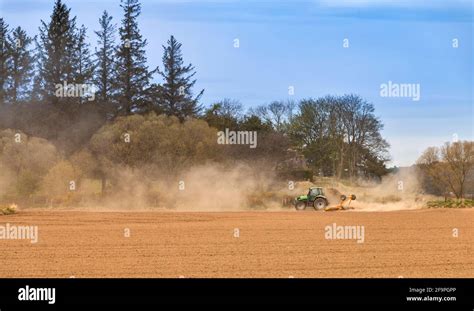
[308, 187, 324, 200]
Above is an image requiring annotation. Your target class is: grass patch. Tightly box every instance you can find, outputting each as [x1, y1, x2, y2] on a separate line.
[427, 199, 474, 208]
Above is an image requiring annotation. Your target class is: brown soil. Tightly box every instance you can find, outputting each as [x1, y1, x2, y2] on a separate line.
[0, 209, 472, 278]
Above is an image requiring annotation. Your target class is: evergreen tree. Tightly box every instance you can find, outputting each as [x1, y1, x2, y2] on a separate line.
[94, 11, 116, 108]
[0, 18, 10, 106]
[6, 27, 35, 104]
[156, 35, 204, 120]
[113, 0, 154, 115]
[36, 0, 78, 104]
[31, 43, 44, 102]
[74, 25, 95, 104]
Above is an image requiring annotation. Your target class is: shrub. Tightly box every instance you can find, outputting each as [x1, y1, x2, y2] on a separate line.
[0, 204, 17, 215]
[41, 160, 79, 200]
[427, 199, 474, 208]
[0, 130, 58, 198]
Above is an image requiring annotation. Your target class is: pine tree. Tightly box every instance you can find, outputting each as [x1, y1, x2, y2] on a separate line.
[36, 0, 78, 104]
[113, 0, 154, 115]
[6, 27, 35, 104]
[156, 35, 204, 120]
[31, 43, 44, 102]
[0, 18, 10, 106]
[94, 11, 116, 108]
[74, 25, 95, 104]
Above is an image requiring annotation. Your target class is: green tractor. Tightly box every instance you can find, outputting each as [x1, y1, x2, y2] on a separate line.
[293, 187, 357, 211]
[294, 187, 329, 211]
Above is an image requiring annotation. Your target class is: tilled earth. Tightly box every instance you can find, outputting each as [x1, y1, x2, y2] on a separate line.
[0, 209, 472, 278]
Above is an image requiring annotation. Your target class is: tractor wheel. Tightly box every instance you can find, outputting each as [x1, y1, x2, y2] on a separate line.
[295, 201, 306, 211]
[313, 198, 327, 211]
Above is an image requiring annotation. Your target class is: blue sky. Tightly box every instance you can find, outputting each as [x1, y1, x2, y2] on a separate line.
[1, 0, 473, 166]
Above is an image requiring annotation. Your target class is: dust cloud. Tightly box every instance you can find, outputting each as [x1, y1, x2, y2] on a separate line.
[1, 151, 428, 212]
[100, 163, 287, 212]
[335, 167, 430, 212]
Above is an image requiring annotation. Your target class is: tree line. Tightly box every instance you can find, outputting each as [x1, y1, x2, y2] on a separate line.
[0, 0, 391, 203]
[204, 96, 390, 180]
[417, 141, 474, 200]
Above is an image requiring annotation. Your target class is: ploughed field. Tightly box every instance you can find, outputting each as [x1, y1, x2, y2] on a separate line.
[0, 209, 472, 277]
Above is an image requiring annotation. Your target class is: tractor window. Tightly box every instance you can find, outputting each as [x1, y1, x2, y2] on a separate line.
[309, 188, 321, 196]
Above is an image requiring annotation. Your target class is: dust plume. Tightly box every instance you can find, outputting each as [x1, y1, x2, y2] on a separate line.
[100, 163, 286, 211]
[335, 167, 430, 212]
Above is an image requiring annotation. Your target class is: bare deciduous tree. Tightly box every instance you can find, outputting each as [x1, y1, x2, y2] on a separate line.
[417, 141, 474, 199]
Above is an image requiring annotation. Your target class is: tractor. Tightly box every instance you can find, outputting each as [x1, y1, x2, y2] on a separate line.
[293, 187, 356, 211]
